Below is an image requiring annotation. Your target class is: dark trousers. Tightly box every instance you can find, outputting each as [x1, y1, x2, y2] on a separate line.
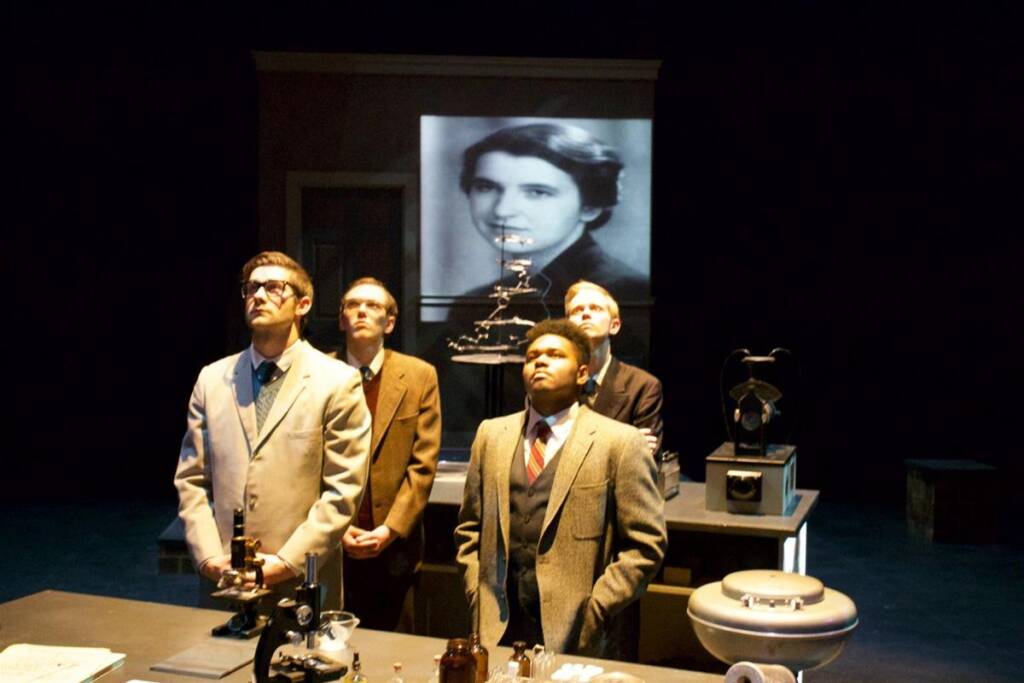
[500, 565, 545, 649]
[343, 551, 416, 632]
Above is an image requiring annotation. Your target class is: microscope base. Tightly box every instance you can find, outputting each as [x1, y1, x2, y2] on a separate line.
[269, 656, 345, 683]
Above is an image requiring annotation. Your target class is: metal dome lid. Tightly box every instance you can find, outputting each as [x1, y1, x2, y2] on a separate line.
[688, 570, 857, 636]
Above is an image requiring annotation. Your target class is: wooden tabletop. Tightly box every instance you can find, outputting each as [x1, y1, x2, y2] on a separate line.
[0, 590, 722, 683]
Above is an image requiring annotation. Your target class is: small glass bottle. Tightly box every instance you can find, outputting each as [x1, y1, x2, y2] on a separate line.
[469, 633, 489, 683]
[531, 645, 548, 681]
[440, 638, 476, 683]
[428, 654, 442, 683]
[389, 662, 404, 683]
[509, 641, 531, 678]
[346, 651, 367, 683]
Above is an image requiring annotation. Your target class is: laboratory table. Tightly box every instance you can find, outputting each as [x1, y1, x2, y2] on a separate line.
[0, 590, 722, 683]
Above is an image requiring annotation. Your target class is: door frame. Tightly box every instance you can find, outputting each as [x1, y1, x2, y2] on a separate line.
[285, 171, 419, 352]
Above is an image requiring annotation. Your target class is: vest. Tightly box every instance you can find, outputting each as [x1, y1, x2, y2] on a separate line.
[507, 434, 564, 619]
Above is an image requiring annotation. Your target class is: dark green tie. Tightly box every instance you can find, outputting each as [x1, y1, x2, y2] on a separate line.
[255, 361, 279, 430]
[254, 361, 277, 398]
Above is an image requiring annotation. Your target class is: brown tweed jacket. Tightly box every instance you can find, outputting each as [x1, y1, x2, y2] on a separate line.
[331, 348, 442, 574]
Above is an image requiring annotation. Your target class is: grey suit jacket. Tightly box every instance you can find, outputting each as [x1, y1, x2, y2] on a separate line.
[592, 356, 664, 454]
[454, 406, 666, 656]
[174, 340, 372, 604]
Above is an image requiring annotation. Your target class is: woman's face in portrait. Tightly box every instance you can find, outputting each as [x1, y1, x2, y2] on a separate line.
[467, 151, 601, 255]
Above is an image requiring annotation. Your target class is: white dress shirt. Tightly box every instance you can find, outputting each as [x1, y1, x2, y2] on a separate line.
[524, 402, 580, 469]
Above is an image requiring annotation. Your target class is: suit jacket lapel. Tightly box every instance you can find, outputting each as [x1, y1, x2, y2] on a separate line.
[594, 356, 627, 421]
[496, 413, 525, 549]
[371, 350, 406, 459]
[254, 342, 310, 452]
[231, 351, 259, 453]
[542, 407, 597, 537]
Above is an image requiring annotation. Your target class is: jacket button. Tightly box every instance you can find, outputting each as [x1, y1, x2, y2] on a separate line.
[523, 514, 531, 524]
[527, 488, 535, 497]
[248, 498, 258, 510]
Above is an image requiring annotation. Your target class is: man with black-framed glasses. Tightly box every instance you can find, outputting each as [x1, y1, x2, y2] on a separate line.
[174, 251, 372, 610]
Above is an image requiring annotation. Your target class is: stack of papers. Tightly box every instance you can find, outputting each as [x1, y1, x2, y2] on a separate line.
[0, 644, 125, 683]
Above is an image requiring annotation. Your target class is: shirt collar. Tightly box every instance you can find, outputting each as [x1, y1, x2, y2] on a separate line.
[250, 338, 303, 373]
[346, 345, 385, 379]
[527, 401, 579, 439]
[593, 352, 613, 386]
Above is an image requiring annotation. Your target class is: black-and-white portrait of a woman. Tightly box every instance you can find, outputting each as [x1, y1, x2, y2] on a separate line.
[421, 116, 652, 313]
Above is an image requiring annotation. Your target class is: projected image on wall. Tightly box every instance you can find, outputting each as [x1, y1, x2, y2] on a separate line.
[421, 116, 652, 312]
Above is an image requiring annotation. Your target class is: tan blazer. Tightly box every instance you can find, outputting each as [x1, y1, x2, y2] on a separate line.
[361, 349, 442, 573]
[454, 406, 666, 656]
[174, 340, 371, 604]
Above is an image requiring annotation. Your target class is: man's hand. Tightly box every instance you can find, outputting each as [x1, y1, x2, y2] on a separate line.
[257, 553, 298, 586]
[638, 428, 658, 458]
[199, 555, 233, 582]
[342, 524, 395, 559]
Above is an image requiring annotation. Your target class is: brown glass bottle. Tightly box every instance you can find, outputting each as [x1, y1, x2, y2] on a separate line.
[440, 638, 476, 683]
[469, 634, 489, 683]
[509, 641, 531, 678]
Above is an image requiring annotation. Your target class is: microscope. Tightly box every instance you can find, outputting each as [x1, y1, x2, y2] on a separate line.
[210, 508, 272, 638]
[253, 553, 346, 683]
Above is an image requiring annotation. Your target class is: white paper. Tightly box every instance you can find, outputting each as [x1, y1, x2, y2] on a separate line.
[0, 644, 125, 683]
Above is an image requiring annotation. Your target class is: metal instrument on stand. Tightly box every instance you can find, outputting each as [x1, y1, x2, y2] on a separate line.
[706, 349, 798, 515]
[211, 508, 272, 638]
[448, 225, 539, 417]
[448, 230, 538, 363]
[253, 553, 346, 683]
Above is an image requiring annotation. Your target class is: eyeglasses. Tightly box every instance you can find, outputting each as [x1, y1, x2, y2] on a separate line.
[342, 299, 387, 313]
[241, 279, 295, 302]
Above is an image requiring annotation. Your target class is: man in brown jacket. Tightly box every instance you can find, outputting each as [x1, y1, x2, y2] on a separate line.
[455, 319, 665, 657]
[333, 277, 441, 631]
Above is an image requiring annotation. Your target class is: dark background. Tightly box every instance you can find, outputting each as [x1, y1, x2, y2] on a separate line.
[10, 3, 1022, 506]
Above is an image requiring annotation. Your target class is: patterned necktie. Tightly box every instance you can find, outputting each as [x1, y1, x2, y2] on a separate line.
[527, 421, 552, 484]
[254, 361, 279, 430]
[254, 361, 277, 397]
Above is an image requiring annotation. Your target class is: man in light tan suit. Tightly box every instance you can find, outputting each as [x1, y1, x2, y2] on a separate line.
[174, 251, 371, 610]
[331, 277, 441, 632]
[455, 319, 666, 658]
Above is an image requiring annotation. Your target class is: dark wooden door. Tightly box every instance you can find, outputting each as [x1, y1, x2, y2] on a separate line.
[300, 186, 404, 352]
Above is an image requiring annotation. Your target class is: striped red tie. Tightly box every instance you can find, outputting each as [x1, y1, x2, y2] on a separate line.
[528, 421, 552, 484]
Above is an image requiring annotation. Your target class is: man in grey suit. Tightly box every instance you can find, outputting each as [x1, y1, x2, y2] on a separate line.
[174, 251, 371, 610]
[565, 280, 664, 456]
[455, 319, 666, 657]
